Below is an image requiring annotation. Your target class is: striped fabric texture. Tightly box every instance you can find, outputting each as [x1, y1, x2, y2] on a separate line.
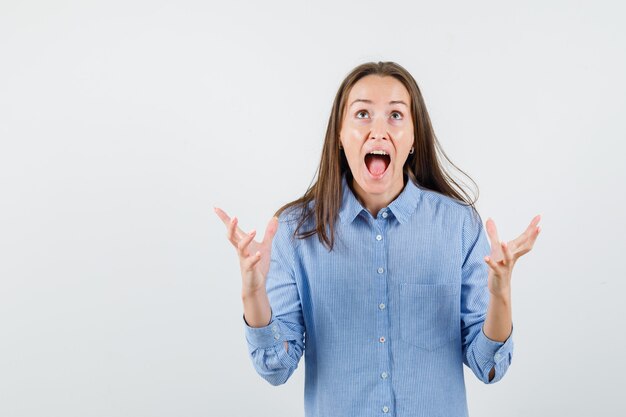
[243, 172, 514, 417]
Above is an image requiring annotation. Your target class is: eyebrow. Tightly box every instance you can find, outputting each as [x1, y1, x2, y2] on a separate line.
[349, 99, 409, 108]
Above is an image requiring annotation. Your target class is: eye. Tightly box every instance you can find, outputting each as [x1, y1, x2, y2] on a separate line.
[356, 110, 369, 119]
[390, 111, 403, 120]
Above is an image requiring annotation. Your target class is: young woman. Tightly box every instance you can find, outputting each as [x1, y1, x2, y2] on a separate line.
[215, 61, 540, 417]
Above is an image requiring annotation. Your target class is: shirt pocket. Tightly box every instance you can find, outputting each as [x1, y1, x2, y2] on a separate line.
[399, 283, 459, 351]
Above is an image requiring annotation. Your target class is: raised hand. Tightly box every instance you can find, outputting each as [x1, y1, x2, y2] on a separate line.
[214, 206, 279, 294]
[484, 215, 541, 297]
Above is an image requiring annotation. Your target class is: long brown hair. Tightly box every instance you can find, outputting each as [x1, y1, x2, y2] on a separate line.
[274, 61, 479, 251]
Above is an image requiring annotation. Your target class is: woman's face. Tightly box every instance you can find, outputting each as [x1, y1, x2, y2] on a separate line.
[339, 75, 414, 204]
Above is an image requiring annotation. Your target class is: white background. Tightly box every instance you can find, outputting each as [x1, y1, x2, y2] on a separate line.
[1, 1, 625, 416]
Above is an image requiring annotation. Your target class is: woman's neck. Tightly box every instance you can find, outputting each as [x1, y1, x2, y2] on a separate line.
[348, 173, 407, 218]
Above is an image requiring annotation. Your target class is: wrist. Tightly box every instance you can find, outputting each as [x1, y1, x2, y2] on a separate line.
[489, 287, 511, 302]
[241, 284, 266, 300]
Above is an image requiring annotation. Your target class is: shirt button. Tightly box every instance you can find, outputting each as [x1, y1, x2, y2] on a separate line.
[382, 405, 390, 413]
[379, 336, 386, 343]
[495, 353, 502, 361]
[381, 372, 388, 379]
[377, 267, 384, 274]
[376, 234, 382, 241]
[274, 334, 280, 340]
[379, 303, 386, 310]
[382, 211, 388, 218]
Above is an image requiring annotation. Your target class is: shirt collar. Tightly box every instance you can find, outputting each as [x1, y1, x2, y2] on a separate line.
[338, 172, 421, 225]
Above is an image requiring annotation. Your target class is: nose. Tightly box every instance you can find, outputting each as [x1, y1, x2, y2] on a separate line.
[369, 116, 389, 141]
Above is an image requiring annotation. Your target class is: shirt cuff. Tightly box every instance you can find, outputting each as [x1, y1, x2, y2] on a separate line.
[475, 324, 514, 365]
[242, 311, 283, 349]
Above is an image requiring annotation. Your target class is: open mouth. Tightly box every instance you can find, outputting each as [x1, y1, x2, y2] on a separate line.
[364, 152, 391, 177]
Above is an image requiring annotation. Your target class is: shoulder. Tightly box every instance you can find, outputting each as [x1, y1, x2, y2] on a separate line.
[419, 186, 478, 215]
[417, 186, 483, 230]
[276, 200, 313, 227]
[274, 201, 315, 248]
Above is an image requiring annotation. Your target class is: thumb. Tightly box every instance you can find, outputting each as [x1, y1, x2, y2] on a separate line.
[262, 216, 279, 246]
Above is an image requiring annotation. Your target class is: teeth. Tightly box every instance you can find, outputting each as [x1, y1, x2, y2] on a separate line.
[369, 150, 389, 156]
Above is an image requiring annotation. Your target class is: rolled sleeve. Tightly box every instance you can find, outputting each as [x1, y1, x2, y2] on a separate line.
[243, 312, 279, 349]
[243, 311, 304, 349]
[471, 325, 514, 383]
[475, 324, 514, 364]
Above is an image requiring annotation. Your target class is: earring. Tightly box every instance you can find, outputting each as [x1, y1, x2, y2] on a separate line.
[409, 147, 414, 154]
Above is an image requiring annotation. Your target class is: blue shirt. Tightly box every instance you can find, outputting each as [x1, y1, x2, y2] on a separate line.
[243, 173, 514, 417]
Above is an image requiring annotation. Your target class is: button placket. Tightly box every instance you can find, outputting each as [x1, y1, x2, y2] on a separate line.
[373, 218, 392, 414]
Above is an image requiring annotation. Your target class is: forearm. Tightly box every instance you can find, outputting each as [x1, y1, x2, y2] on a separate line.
[464, 292, 513, 383]
[242, 288, 272, 328]
[483, 291, 512, 342]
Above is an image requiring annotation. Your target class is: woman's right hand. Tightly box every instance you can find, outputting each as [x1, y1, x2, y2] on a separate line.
[214, 207, 279, 295]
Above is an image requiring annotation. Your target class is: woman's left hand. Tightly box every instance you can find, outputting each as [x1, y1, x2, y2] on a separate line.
[484, 214, 542, 298]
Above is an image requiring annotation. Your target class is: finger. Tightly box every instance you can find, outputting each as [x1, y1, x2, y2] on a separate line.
[512, 218, 542, 258]
[501, 241, 514, 265]
[524, 221, 541, 244]
[530, 214, 541, 227]
[237, 229, 257, 258]
[242, 250, 262, 272]
[213, 206, 231, 226]
[520, 214, 541, 242]
[521, 226, 542, 257]
[215, 207, 247, 240]
[262, 216, 279, 247]
[528, 220, 541, 247]
[510, 214, 541, 249]
[485, 218, 503, 259]
[484, 255, 502, 272]
[227, 216, 242, 246]
[485, 218, 501, 247]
